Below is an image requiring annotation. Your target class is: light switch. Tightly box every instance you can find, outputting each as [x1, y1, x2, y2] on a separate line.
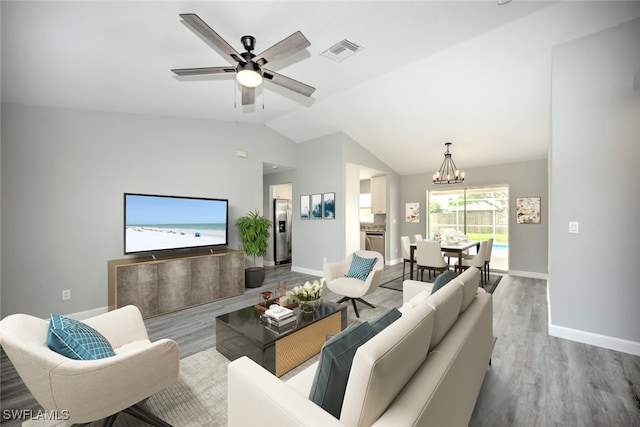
[569, 222, 579, 233]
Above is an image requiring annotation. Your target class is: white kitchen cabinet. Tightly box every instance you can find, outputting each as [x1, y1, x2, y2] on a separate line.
[371, 175, 386, 214]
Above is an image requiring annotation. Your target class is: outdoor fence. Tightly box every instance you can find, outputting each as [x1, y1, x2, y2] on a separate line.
[429, 211, 508, 238]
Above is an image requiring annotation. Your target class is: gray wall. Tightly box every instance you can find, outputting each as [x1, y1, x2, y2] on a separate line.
[549, 19, 640, 346]
[265, 132, 400, 274]
[1, 107, 400, 317]
[291, 134, 345, 272]
[1, 104, 297, 317]
[400, 158, 549, 276]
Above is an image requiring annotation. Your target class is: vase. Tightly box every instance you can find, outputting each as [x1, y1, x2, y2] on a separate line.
[299, 299, 320, 314]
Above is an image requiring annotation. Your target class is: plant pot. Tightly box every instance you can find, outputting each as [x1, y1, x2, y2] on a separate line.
[245, 267, 266, 288]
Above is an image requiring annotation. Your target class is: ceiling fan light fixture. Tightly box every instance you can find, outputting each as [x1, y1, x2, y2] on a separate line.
[236, 62, 262, 87]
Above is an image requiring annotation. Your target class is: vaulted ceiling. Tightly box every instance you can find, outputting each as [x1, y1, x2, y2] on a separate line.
[2, 1, 639, 176]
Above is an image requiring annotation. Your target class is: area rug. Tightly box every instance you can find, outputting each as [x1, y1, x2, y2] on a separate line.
[381, 272, 503, 294]
[379, 275, 405, 292]
[87, 305, 392, 427]
[483, 274, 503, 294]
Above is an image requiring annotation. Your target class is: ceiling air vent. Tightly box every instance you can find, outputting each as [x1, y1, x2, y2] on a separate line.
[321, 38, 364, 63]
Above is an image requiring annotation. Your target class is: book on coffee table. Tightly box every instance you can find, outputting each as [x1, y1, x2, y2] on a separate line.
[264, 306, 295, 321]
[260, 312, 297, 328]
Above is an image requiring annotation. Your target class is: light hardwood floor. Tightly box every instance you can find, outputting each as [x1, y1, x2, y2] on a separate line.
[1, 264, 639, 426]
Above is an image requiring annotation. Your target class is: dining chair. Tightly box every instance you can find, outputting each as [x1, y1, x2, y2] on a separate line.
[483, 238, 494, 283]
[460, 240, 489, 285]
[400, 236, 413, 279]
[443, 236, 468, 265]
[414, 234, 424, 243]
[415, 240, 448, 281]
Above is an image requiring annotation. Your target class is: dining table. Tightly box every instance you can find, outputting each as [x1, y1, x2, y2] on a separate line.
[408, 240, 480, 280]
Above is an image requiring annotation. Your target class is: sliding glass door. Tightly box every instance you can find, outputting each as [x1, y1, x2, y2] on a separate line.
[427, 189, 466, 238]
[428, 186, 509, 271]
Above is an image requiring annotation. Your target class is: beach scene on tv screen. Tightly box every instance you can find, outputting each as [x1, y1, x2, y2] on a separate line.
[125, 195, 227, 253]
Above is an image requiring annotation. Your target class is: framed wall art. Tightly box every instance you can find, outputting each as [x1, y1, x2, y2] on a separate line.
[405, 202, 420, 223]
[516, 197, 541, 224]
[300, 195, 310, 220]
[311, 194, 322, 219]
[323, 192, 335, 219]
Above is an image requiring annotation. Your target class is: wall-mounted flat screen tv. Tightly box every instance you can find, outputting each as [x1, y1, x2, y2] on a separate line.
[124, 193, 229, 255]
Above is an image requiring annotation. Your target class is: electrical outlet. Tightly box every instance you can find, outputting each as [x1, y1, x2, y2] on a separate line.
[61, 289, 71, 300]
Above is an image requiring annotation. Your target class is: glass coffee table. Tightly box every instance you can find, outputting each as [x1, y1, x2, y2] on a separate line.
[216, 300, 347, 377]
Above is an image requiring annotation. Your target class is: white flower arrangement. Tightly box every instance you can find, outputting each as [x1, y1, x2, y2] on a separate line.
[287, 278, 324, 302]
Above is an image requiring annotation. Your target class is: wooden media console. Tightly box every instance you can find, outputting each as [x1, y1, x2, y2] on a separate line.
[108, 250, 244, 318]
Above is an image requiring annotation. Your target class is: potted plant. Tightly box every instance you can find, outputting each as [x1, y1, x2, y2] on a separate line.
[235, 210, 272, 288]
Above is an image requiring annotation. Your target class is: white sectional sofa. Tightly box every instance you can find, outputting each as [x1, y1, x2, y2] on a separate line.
[228, 266, 492, 427]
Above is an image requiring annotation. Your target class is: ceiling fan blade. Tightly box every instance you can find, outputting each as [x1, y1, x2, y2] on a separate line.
[254, 31, 310, 67]
[179, 13, 243, 63]
[263, 69, 315, 97]
[241, 85, 255, 105]
[171, 66, 236, 76]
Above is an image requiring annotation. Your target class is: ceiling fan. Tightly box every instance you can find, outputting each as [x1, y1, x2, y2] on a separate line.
[171, 13, 316, 106]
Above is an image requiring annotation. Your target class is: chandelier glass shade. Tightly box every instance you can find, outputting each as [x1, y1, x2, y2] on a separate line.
[433, 142, 465, 184]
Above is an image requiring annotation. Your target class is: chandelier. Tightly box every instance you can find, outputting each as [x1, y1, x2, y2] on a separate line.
[433, 142, 465, 184]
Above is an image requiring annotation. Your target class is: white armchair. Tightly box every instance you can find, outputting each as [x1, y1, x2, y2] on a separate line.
[0, 305, 179, 426]
[323, 250, 384, 317]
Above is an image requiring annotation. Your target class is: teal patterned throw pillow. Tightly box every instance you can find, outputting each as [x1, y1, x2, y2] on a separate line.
[46, 314, 115, 360]
[345, 253, 378, 281]
[309, 322, 375, 418]
[431, 270, 458, 295]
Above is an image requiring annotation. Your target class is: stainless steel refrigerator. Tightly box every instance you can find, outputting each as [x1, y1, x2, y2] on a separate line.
[273, 199, 292, 264]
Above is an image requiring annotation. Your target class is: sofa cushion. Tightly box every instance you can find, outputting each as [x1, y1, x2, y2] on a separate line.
[400, 289, 430, 313]
[426, 283, 463, 350]
[369, 308, 402, 334]
[46, 314, 115, 360]
[454, 266, 481, 313]
[402, 280, 434, 303]
[431, 270, 458, 294]
[344, 253, 378, 281]
[308, 321, 375, 418]
[340, 302, 435, 427]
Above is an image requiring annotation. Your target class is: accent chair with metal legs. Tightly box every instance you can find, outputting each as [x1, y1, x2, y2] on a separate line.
[0, 305, 179, 426]
[324, 250, 384, 318]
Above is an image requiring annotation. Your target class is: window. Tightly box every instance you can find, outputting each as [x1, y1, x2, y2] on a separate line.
[428, 186, 509, 270]
[359, 193, 373, 223]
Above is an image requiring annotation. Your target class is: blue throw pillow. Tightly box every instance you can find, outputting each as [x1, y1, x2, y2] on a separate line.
[431, 270, 458, 295]
[309, 322, 375, 418]
[369, 308, 402, 335]
[344, 253, 378, 281]
[46, 314, 115, 360]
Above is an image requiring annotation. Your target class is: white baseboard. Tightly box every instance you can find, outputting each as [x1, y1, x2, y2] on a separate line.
[508, 270, 548, 280]
[387, 258, 401, 266]
[291, 265, 323, 277]
[548, 323, 640, 356]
